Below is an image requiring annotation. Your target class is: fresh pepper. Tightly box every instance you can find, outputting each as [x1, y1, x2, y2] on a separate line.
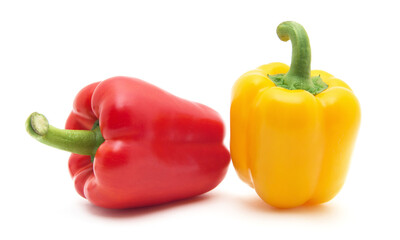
[26, 77, 230, 209]
[230, 21, 360, 208]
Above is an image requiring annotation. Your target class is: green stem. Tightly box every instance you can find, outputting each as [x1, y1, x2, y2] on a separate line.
[278, 21, 312, 89]
[268, 21, 327, 95]
[26, 112, 104, 158]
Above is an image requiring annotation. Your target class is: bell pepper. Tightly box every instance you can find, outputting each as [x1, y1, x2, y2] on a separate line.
[26, 76, 230, 209]
[230, 21, 360, 208]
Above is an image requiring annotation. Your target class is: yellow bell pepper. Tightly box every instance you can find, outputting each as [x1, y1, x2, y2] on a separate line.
[230, 21, 361, 208]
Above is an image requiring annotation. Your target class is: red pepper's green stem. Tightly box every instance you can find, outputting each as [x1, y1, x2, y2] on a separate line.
[268, 21, 327, 95]
[26, 112, 104, 157]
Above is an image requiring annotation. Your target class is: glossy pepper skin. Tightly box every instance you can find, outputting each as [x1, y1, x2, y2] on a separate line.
[230, 21, 360, 208]
[26, 76, 230, 209]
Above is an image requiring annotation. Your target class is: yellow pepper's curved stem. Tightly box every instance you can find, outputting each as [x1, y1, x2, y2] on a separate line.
[278, 21, 312, 89]
[269, 21, 328, 95]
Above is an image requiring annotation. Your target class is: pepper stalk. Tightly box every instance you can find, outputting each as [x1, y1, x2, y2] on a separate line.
[268, 21, 328, 95]
[26, 112, 104, 162]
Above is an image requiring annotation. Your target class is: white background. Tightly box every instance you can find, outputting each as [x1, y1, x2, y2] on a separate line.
[1, 0, 399, 239]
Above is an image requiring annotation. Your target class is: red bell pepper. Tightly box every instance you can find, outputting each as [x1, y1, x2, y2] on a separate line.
[26, 76, 230, 209]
